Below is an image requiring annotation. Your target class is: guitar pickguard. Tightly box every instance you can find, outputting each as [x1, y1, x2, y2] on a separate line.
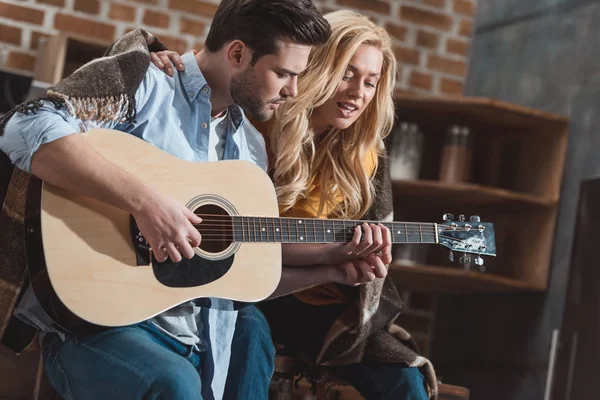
[152, 254, 234, 287]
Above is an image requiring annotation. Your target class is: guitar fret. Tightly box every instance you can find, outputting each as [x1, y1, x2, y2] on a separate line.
[273, 217, 281, 243]
[332, 221, 336, 242]
[266, 217, 270, 242]
[303, 219, 309, 243]
[298, 220, 305, 243]
[391, 222, 402, 243]
[264, 217, 269, 242]
[254, 217, 263, 243]
[249, 217, 253, 242]
[239, 217, 244, 242]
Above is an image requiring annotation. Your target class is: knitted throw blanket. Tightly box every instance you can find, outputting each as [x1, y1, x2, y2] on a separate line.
[0, 29, 166, 350]
[312, 151, 439, 399]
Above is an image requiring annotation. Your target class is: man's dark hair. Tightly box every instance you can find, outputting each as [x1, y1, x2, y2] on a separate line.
[205, 0, 330, 64]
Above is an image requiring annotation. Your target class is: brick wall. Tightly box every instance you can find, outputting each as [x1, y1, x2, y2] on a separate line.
[0, 0, 476, 96]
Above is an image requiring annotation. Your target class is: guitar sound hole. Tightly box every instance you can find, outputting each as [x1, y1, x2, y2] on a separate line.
[194, 204, 233, 254]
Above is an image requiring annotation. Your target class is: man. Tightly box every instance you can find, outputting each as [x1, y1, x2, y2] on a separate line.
[0, 0, 330, 398]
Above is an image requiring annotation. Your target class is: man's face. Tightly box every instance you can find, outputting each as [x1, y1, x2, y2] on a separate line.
[230, 40, 311, 122]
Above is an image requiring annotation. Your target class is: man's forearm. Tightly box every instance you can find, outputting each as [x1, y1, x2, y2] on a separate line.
[31, 133, 155, 214]
[267, 265, 334, 299]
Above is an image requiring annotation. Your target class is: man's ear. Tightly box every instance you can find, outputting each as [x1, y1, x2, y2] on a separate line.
[226, 40, 252, 71]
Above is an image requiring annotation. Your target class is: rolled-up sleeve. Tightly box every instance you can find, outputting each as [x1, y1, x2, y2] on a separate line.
[0, 102, 83, 173]
[0, 68, 157, 173]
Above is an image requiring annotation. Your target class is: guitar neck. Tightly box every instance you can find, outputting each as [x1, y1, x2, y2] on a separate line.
[230, 216, 438, 244]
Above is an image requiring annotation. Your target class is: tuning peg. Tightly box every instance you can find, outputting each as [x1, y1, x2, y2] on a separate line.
[443, 213, 454, 221]
[460, 253, 472, 264]
[459, 214, 465, 222]
[475, 256, 484, 266]
[448, 250, 454, 262]
[470, 215, 481, 222]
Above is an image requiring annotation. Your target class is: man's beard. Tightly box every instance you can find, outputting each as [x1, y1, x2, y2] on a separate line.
[230, 67, 276, 122]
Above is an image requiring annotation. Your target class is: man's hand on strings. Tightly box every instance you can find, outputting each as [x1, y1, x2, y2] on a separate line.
[132, 192, 202, 263]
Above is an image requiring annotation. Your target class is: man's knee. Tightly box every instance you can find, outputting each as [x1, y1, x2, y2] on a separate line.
[146, 359, 202, 400]
[235, 306, 275, 366]
[237, 307, 273, 346]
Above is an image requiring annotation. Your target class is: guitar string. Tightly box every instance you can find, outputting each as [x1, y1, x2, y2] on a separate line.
[193, 213, 475, 227]
[191, 223, 467, 231]
[182, 233, 465, 244]
[189, 225, 473, 234]
[190, 219, 473, 231]
[192, 217, 479, 232]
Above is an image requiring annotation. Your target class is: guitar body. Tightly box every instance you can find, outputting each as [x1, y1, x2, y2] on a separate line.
[27, 129, 281, 334]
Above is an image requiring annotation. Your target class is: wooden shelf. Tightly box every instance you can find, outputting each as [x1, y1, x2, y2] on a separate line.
[386, 95, 569, 293]
[389, 262, 542, 294]
[394, 94, 568, 135]
[392, 179, 556, 210]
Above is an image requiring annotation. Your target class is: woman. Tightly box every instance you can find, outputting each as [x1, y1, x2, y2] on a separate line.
[152, 10, 437, 399]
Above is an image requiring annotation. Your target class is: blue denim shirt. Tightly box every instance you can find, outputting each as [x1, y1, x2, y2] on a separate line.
[0, 51, 268, 399]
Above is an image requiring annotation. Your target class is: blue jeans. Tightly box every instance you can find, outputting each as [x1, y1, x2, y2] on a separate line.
[330, 362, 429, 400]
[42, 305, 275, 400]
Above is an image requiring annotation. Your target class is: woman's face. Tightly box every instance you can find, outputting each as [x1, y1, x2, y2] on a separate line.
[311, 44, 384, 134]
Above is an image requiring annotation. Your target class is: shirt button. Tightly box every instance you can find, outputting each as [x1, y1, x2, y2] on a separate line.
[202, 87, 209, 94]
[201, 123, 208, 129]
[188, 91, 194, 97]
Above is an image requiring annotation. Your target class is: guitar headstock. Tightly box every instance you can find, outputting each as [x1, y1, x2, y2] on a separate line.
[437, 213, 496, 268]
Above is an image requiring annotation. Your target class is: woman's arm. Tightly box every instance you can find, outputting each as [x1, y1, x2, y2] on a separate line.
[268, 254, 388, 299]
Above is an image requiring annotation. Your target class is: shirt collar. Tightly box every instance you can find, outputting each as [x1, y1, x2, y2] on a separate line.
[180, 52, 244, 130]
[229, 105, 244, 130]
[180, 51, 208, 102]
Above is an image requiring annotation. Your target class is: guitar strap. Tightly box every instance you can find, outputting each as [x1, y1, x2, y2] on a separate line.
[0, 152, 35, 352]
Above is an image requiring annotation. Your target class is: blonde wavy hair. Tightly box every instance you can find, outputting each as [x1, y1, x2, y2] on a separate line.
[269, 10, 397, 219]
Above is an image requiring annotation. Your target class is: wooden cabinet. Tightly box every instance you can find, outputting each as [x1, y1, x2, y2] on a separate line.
[389, 95, 569, 294]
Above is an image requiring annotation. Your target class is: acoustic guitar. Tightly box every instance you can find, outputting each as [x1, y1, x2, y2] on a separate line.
[24, 129, 496, 335]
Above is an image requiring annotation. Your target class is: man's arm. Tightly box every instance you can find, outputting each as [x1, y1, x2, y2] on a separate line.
[0, 74, 201, 262]
[29, 133, 201, 262]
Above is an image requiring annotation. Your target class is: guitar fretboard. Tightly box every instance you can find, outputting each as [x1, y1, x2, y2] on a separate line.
[230, 217, 437, 244]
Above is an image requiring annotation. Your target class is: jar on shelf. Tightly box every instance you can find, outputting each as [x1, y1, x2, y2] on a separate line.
[439, 126, 472, 183]
[389, 122, 424, 180]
